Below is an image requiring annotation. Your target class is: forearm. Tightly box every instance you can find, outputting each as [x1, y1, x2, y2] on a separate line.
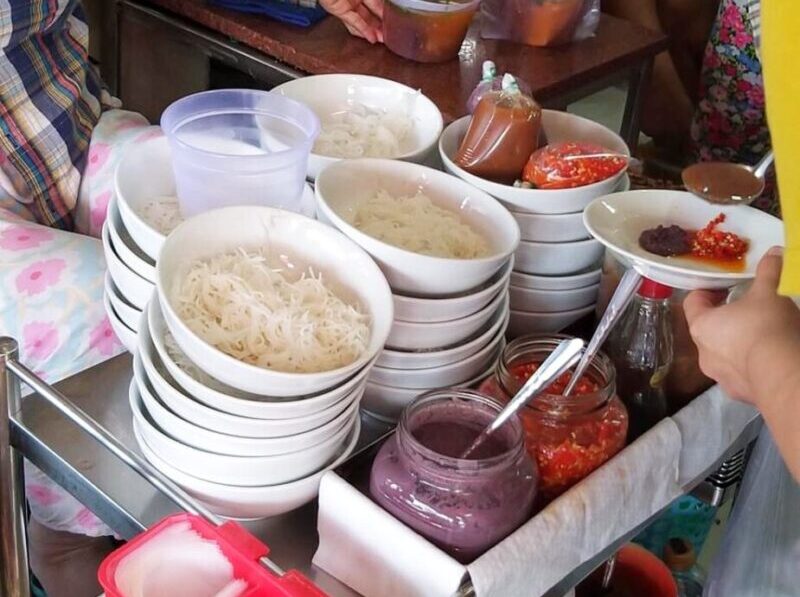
[603, 0, 663, 32]
[751, 342, 800, 482]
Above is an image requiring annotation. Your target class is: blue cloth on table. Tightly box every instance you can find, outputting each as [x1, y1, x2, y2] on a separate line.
[209, 0, 328, 27]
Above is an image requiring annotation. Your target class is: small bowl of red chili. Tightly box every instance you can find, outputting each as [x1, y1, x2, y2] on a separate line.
[480, 334, 628, 502]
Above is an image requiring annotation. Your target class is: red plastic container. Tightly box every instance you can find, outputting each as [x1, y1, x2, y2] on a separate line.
[98, 514, 327, 597]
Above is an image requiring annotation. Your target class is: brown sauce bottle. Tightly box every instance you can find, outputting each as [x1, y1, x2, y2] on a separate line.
[455, 74, 542, 183]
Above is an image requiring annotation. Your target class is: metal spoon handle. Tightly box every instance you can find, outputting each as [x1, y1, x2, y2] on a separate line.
[460, 337, 585, 458]
[752, 149, 774, 180]
[563, 153, 643, 171]
[563, 268, 642, 396]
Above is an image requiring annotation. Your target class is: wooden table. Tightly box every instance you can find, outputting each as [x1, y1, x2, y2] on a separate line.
[115, 0, 667, 148]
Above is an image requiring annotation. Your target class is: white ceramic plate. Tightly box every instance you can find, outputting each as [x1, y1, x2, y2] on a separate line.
[507, 305, 596, 338]
[134, 353, 361, 457]
[386, 291, 506, 351]
[147, 299, 376, 420]
[509, 267, 602, 291]
[362, 350, 501, 423]
[509, 282, 599, 313]
[134, 416, 360, 519]
[102, 222, 154, 310]
[376, 302, 509, 370]
[104, 273, 142, 333]
[273, 74, 443, 181]
[138, 320, 363, 438]
[315, 158, 519, 296]
[439, 111, 629, 214]
[514, 237, 604, 276]
[369, 324, 505, 389]
[107, 196, 156, 282]
[130, 382, 357, 486]
[584, 190, 785, 290]
[156, 206, 393, 397]
[103, 292, 137, 353]
[392, 258, 512, 323]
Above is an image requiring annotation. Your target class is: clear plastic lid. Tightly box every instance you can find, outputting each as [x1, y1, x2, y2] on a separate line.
[389, 0, 480, 13]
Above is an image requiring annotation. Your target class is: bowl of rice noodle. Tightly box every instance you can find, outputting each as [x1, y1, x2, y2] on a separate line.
[156, 206, 393, 397]
[272, 74, 443, 181]
[315, 158, 520, 296]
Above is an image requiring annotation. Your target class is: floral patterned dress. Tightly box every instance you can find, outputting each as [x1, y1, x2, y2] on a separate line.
[689, 0, 779, 216]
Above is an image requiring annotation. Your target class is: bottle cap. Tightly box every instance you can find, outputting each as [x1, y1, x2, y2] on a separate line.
[482, 60, 497, 81]
[638, 278, 673, 299]
[501, 73, 519, 93]
[663, 537, 696, 571]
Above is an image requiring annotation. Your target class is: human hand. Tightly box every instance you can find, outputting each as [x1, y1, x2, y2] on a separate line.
[684, 248, 800, 406]
[319, 0, 384, 44]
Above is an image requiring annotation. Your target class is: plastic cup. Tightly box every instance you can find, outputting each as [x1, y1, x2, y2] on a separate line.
[160, 89, 320, 218]
[383, 0, 480, 63]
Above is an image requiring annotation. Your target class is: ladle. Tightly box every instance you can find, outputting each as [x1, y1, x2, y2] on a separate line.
[682, 150, 774, 205]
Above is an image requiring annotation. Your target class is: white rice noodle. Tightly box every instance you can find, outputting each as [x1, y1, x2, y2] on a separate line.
[173, 249, 370, 374]
[138, 196, 183, 235]
[352, 190, 491, 259]
[314, 103, 412, 159]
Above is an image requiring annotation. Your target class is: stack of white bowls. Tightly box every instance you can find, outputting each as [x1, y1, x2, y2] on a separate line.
[132, 206, 393, 519]
[106, 136, 317, 354]
[315, 158, 520, 421]
[440, 109, 630, 337]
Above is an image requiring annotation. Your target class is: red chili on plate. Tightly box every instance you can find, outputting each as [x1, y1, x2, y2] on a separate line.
[522, 141, 627, 189]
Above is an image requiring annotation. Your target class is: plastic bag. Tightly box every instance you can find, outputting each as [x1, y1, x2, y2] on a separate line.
[704, 429, 800, 597]
[481, 0, 601, 48]
[455, 75, 542, 183]
[467, 61, 533, 114]
[522, 141, 627, 189]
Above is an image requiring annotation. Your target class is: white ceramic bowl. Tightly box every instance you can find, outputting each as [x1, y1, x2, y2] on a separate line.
[138, 320, 362, 438]
[115, 135, 174, 261]
[392, 258, 512, 323]
[134, 417, 360, 519]
[508, 305, 596, 338]
[156, 206, 393, 397]
[387, 291, 506, 351]
[362, 351, 500, 422]
[102, 222, 154, 310]
[509, 282, 599, 313]
[315, 158, 520, 296]
[272, 74, 443, 181]
[370, 324, 505, 389]
[134, 353, 361, 457]
[376, 300, 509, 370]
[107, 196, 156, 282]
[514, 237, 604, 276]
[104, 273, 142, 332]
[509, 267, 602, 291]
[131, 382, 357, 486]
[147, 299, 376, 420]
[584, 190, 785, 290]
[103, 292, 137, 353]
[115, 136, 319, 261]
[439, 111, 629, 215]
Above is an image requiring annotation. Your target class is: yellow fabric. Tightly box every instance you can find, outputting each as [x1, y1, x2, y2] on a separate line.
[762, 2, 800, 296]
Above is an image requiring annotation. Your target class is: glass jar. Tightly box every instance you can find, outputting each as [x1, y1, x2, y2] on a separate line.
[480, 335, 628, 502]
[369, 389, 537, 563]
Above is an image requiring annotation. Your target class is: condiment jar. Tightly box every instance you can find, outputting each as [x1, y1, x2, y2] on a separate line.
[479, 335, 628, 501]
[369, 389, 537, 563]
[455, 74, 542, 183]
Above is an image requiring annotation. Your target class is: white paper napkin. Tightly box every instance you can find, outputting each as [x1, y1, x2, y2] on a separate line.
[672, 385, 760, 485]
[313, 472, 468, 597]
[467, 418, 683, 597]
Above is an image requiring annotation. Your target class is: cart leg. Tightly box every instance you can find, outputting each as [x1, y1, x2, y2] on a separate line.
[0, 338, 32, 597]
[620, 59, 653, 154]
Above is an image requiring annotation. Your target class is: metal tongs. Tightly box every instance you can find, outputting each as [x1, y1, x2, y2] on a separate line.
[460, 337, 586, 458]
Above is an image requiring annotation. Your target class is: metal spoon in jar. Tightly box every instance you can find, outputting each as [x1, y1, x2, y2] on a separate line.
[460, 337, 586, 459]
[682, 150, 774, 205]
[563, 268, 643, 396]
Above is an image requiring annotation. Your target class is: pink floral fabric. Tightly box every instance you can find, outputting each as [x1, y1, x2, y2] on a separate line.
[0, 109, 154, 538]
